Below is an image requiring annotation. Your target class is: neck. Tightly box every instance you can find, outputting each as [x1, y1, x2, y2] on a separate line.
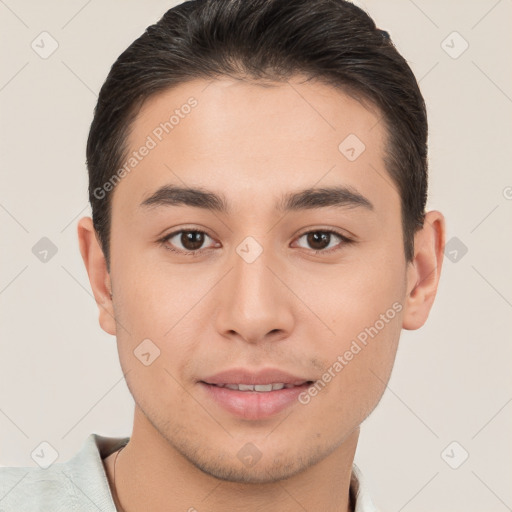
[105, 407, 359, 512]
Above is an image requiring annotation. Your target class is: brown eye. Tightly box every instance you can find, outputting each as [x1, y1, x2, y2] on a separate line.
[162, 230, 216, 254]
[179, 231, 206, 251]
[306, 232, 331, 250]
[295, 230, 351, 254]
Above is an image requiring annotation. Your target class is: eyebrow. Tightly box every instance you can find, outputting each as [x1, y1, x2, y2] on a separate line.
[139, 184, 374, 214]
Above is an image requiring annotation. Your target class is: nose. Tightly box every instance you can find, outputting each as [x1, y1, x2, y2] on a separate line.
[214, 241, 295, 345]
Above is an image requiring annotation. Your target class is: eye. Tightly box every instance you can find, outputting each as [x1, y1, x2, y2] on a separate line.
[159, 229, 217, 255]
[293, 229, 353, 254]
[158, 228, 353, 257]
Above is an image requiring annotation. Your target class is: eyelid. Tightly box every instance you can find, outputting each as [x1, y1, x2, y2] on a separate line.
[294, 226, 353, 241]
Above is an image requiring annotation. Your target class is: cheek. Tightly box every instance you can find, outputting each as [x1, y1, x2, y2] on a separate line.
[111, 251, 194, 334]
[302, 247, 405, 341]
[122, 355, 192, 427]
[298, 306, 402, 434]
[110, 255, 209, 384]
[302, 249, 405, 411]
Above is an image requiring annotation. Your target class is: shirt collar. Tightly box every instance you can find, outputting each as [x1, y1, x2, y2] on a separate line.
[351, 462, 381, 512]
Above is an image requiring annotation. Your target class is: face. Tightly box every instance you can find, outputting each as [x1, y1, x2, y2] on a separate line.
[97, 76, 411, 483]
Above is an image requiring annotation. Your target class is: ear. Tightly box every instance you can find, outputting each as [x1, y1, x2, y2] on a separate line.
[402, 210, 446, 330]
[77, 216, 117, 336]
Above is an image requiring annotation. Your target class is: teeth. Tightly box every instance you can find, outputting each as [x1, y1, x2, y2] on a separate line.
[254, 384, 273, 392]
[214, 383, 292, 392]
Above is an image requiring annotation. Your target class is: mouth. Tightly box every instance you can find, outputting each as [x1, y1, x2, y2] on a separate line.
[201, 381, 314, 392]
[198, 368, 316, 420]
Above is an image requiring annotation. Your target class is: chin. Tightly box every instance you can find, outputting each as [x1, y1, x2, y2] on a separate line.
[174, 437, 331, 485]
[191, 457, 308, 484]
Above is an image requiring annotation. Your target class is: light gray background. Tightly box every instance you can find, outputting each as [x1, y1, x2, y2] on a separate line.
[1, 1, 511, 511]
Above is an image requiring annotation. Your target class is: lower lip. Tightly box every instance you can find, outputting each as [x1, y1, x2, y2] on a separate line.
[199, 382, 313, 420]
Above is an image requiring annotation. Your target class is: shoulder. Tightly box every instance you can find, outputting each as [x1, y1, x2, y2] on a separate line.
[0, 433, 129, 512]
[0, 463, 78, 510]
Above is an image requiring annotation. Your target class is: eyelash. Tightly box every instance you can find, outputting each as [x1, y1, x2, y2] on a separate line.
[157, 228, 354, 257]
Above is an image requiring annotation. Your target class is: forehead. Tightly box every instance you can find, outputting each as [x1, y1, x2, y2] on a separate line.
[111, 76, 397, 218]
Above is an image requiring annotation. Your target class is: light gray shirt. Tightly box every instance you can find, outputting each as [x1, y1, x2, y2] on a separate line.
[0, 433, 380, 511]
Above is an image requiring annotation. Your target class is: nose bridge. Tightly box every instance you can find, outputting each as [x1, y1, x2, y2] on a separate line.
[215, 235, 294, 342]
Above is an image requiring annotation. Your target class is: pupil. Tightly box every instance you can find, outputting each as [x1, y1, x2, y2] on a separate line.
[182, 231, 204, 250]
[308, 232, 329, 250]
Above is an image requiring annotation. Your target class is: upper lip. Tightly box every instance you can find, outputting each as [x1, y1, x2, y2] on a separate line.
[201, 368, 313, 386]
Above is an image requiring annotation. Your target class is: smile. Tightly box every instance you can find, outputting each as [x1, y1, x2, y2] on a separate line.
[209, 382, 311, 391]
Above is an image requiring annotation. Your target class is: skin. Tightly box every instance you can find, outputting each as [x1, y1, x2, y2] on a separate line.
[78, 76, 445, 512]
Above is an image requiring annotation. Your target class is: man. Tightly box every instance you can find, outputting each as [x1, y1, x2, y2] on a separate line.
[0, 0, 445, 510]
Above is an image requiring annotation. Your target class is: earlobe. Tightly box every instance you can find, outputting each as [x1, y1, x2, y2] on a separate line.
[77, 216, 117, 336]
[402, 210, 446, 330]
